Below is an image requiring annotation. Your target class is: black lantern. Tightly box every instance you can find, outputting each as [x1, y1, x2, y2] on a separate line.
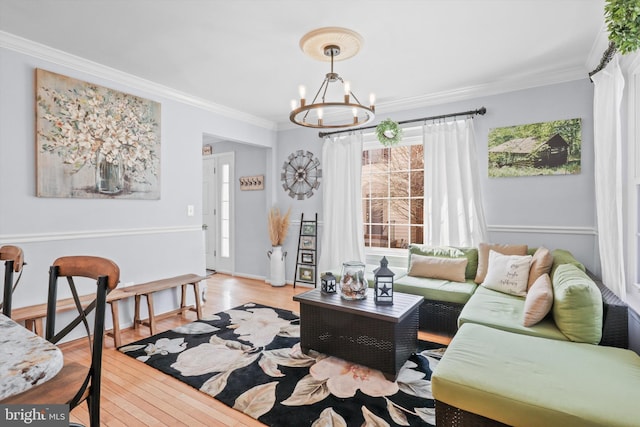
[373, 256, 394, 305]
[321, 272, 337, 294]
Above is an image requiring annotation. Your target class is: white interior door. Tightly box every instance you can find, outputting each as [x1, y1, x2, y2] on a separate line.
[203, 153, 235, 273]
[203, 157, 217, 270]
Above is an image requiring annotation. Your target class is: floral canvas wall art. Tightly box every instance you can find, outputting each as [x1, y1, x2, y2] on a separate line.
[36, 69, 161, 199]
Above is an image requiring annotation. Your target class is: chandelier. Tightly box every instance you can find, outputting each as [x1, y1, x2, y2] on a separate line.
[290, 27, 375, 129]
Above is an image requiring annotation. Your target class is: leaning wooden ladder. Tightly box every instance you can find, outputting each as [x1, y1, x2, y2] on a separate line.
[293, 213, 317, 288]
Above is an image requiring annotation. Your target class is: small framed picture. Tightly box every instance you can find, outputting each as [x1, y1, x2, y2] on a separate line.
[202, 144, 213, 156]
[297, 265, 315, 282]
[300, 251, 314, 264]
[300, 236, 315, 250]
[301, 222, 316, 236]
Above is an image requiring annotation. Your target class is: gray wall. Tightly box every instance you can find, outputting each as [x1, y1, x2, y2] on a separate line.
[0, 44, 275, 332]
[478, 80, 596, 271]
[271, 130, 325, 283]
[274, 79, 597, 281]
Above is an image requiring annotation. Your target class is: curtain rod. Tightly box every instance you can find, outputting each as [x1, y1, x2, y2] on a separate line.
[588, 41, 617, 81]
[318, 106, 487, 138]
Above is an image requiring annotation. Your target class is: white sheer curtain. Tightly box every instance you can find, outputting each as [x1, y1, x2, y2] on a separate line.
[423, 119, 487, 247]
[592, 55, 626, 300]
[318, 133, 366, 274]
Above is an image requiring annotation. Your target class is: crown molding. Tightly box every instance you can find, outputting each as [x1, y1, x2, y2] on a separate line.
[0, 31, 277, 131]
[1, 30, 593, 134]
[586, 24, 610, 73]
[379, 66, 589, 115]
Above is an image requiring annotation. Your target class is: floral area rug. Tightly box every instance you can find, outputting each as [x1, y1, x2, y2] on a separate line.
[119, 303, 445, 426]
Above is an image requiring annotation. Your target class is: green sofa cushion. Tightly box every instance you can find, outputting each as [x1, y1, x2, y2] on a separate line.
[393, 275, 477, 304]
[408, 245, 478, 279]
[458, 286, 568, 341]
[552, 263, 603, 344]
[550, 248, 585, 278]
[432, 323, 640, 427]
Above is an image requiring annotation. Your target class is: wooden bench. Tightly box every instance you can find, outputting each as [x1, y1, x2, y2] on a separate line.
[12, 292, 129, 345]
[131, 273, 206, 334]
[11, 294, 96, 337]
[12, 273, 206, 348]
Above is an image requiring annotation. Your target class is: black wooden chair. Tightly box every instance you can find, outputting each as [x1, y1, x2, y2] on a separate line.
[0, 245, 25, 317]
[3, 255, 120, 427]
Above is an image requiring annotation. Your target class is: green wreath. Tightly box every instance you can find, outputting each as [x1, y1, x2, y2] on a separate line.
[375, 119, 403, 146]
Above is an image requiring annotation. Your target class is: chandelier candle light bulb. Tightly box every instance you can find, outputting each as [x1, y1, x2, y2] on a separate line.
[299, 85, 306, 107]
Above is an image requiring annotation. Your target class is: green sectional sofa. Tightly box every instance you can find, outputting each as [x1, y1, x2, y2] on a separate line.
[384, 244, 628, 348]
[382, 243, 635, 426]
[338, 244, 636, 425]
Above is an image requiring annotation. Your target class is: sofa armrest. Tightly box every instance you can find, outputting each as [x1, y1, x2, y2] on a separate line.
[587, 270, 629, 348]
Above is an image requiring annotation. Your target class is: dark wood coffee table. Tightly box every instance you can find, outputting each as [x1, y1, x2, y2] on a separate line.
[293, 289, 423, 380]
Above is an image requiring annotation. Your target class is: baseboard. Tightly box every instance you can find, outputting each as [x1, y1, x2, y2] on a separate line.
[232, 272, 266, 282]
[208, 271, 315, 288]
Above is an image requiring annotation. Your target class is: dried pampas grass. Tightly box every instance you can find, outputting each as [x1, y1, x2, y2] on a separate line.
[268, 207, 291, 246]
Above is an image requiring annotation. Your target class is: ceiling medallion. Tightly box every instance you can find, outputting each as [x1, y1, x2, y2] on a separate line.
[290, 27, 375, 129]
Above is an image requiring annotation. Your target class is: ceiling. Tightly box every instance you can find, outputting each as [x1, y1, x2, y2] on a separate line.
[0, 0, 607, 130]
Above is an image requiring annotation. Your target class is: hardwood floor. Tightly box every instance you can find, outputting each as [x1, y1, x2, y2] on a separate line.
[62, 274, 449, 426]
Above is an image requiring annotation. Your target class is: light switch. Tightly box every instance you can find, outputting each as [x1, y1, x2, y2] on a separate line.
[187, 205, 195, 216]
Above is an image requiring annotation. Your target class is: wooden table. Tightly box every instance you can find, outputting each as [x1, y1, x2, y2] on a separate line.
[293, 290, 423, 380]
[0, 314, 63, 400]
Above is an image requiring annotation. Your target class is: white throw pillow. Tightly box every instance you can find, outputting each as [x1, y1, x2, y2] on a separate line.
[482, 250, 532, 297]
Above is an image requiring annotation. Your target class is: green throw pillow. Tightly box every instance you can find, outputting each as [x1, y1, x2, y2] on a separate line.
[550, 249, 585, 278]
[457, 247, 479, 279]
[408, 244, 478, 279]
[552, 264, 603, 344]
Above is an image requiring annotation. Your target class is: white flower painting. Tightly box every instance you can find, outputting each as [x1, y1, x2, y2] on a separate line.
[36, 69, 161, 199]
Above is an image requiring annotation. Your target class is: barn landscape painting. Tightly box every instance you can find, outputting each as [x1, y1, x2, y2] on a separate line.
[488, 118, 581, 178]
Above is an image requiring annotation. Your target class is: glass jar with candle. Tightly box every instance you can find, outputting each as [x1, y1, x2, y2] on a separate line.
[339, 261, 367, 300]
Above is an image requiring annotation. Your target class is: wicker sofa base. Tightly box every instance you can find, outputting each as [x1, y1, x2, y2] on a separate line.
[592, 275, 629, 348]
[419, 299, 465, 337]
[435, 400, 509, 427]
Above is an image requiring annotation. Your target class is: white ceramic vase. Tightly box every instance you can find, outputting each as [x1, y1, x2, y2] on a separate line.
[267, 246, 286, 287]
